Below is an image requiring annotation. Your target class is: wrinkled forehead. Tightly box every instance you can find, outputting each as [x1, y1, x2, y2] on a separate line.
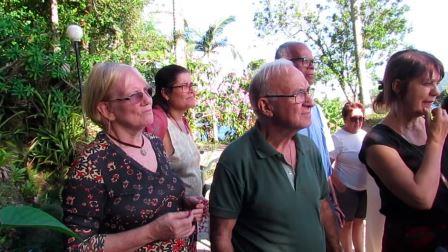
[287, 44, 313, 58]
[268, 65, 308, 92]
[123, 67, 147, 84]
[111, 67, 146, 94]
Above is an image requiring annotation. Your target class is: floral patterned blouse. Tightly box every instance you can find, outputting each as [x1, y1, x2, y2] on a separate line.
[62, 132, 195, 251]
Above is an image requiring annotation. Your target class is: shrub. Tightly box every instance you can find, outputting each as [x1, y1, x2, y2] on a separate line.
[317, 98, 344, 134]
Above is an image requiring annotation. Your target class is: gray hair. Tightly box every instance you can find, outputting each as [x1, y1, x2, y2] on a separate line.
[274, 41, 307, 59]
[249, 59, 295, 115]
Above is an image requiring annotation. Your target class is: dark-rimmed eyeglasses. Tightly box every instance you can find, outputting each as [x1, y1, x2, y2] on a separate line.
[263, 88, 313, 104]
[289, 57, 317, 68]
[349, 116, 364, 123]
[107, 87, 154, 104]
[170, 83, 197, 93]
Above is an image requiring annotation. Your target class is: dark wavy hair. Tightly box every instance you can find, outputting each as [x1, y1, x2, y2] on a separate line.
[373, 49, 444, 113]
[152, 64, 189, 111]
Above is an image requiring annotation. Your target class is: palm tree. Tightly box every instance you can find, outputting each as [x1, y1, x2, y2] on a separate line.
[188, 16, 239, 143]
[194, 16, 238, 59]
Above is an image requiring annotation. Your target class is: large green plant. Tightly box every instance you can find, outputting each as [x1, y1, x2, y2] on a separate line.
[0, 1, 171, 249]
[317, 98, 344, 134]
[0, 205, 77, 251]
[0, 205, 76, 237]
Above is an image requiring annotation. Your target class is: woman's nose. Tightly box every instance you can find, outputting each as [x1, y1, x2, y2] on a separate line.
[143, 92, 152, 106]
[432, 84, 441, 96]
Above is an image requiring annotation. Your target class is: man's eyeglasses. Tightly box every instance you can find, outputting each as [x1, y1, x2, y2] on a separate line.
[108, 87, 155, 104]
[170, 83, 197, 93]
[349, 116, 364, 123]
[263, 88, 313, 104]
[289, 57, 317, 67]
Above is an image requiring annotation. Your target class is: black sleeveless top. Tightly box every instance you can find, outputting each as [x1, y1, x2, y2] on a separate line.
[359, 124, 448, 225]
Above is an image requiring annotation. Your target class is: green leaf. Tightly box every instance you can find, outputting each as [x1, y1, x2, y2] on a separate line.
[0, 205, 78, 238]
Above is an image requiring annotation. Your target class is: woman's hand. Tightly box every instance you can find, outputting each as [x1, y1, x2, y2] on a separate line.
[331, 175, 347, 193]
[183, 195, 208, 222]
[146, 211, 195, 241]
[426, 108, 448, 145]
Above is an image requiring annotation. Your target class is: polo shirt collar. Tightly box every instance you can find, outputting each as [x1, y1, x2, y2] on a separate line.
[250, 125, 303, 159]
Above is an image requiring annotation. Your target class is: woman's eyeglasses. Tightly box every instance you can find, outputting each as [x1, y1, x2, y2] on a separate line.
[108, 87, 155, 104]
[349, 116, 364, 122]
[170, 83, 197, 93]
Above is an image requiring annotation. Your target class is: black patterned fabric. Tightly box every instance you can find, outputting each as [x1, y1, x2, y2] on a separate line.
[62, 132, 195, 251]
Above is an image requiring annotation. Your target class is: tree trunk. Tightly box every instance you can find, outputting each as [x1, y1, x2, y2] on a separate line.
[50, 0, 60, 52]
[350, 0, 371, 108]
[172, 0, 186, 66]
[87, 0, 96, 54]
[212, 112, 219, 143]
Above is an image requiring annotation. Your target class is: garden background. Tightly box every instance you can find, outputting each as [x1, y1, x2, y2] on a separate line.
[0, 0, 447, 250]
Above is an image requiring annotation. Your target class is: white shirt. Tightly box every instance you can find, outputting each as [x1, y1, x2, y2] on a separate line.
[167, 119, 202, 196]
[330, 128, 367, 190]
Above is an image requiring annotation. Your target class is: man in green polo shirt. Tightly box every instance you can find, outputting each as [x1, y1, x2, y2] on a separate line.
[210, 59, 341, 251]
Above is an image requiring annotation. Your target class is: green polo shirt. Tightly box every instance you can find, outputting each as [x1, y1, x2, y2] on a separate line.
[210, 126, 328, 252]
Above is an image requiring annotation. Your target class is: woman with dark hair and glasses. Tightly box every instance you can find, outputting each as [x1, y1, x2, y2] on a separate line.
[359, 49, 448, 251]
[62, 63, 205, 251]
[330, 101, 367, 252]
[147, 64, 203, 198]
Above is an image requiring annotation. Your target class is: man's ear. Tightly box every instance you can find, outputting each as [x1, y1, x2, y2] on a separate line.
[392, 79, 401, 94]
[97, 101, 116, 122]
[258, 98, 274, 117]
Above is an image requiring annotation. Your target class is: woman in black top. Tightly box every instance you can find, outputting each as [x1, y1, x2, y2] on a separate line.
[359, 49, 448, 251]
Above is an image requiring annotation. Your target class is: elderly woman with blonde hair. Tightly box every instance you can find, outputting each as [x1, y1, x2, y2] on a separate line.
[62, 62, 205, 251]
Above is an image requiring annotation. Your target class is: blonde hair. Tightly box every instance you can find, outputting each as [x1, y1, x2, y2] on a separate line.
[82, 62, 139, 128]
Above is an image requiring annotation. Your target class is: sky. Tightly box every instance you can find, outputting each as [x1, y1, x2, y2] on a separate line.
[148, 0, 278, 71]
[150, 0, 448, 66]
[404, 0, 448, 67]
[147, 0, 448, 97]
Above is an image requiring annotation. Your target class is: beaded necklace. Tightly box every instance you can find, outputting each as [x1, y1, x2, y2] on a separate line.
[107, 134, 147, 156]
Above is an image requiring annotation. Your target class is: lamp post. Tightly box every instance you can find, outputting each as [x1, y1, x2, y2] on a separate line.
[66, 24, 88, 138]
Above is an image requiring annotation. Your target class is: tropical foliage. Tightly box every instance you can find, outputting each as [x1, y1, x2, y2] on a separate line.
[0, 0, 170, 250]
[0, 0, 412, 250]
[317, 98, 344, 133]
